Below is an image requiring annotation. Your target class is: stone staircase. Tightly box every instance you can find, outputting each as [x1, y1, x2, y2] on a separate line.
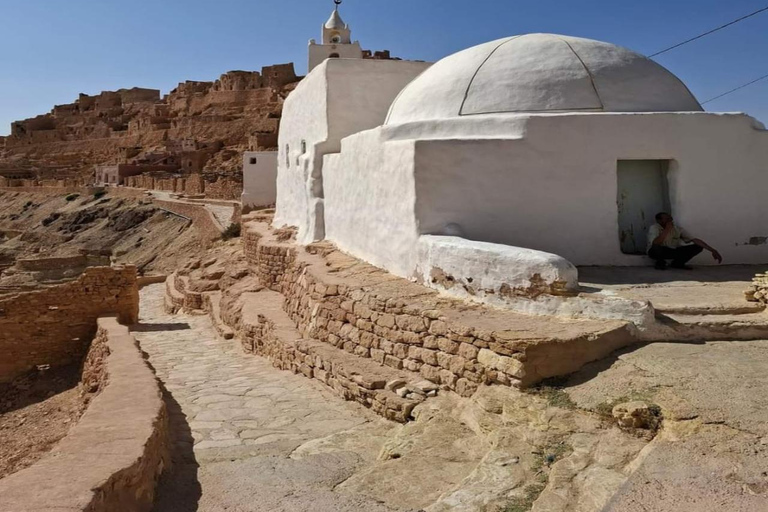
[162, 214, 641, 422]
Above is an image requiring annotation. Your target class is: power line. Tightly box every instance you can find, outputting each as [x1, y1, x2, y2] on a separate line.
[649, 6, 768, 57]
[702, 73, 768, 104]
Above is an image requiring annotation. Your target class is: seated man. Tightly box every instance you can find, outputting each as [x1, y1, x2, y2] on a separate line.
[647, 212, 722, 270]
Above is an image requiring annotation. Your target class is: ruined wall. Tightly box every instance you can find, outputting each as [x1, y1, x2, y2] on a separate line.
[0, 266, 139, 383]
[1, 63, 301, 180]
[0, 317, 169, 512]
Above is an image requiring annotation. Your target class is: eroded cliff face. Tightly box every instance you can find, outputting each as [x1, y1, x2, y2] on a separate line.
[0, 64, 301, 181]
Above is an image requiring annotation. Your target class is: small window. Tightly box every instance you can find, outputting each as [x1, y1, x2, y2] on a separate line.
[330, 34, 341, 44]
[301, 140, 307, 154]
[329, 53, 340, 58]
[249, 157, 257, 165]
[285, 144, 290, 168]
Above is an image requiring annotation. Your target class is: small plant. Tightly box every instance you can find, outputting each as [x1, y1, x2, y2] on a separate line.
[222, 222, 241, 241]
[529, 376, 576, 410]
[504, 483, 547, 512]
[93, 190, 107, 200]
[65, 193, 79, 202]
[23, 201, 32, 208]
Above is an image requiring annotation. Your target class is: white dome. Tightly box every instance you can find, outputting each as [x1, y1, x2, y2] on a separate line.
[386, 34, 702, 124]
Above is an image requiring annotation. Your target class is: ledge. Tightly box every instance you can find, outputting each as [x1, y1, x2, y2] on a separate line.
[0, 317, 168, 512]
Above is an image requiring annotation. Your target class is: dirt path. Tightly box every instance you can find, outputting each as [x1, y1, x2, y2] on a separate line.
[133, 284, 400, 512]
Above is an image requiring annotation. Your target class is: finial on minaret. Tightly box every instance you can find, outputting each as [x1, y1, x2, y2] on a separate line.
[334, 0, 342, 10]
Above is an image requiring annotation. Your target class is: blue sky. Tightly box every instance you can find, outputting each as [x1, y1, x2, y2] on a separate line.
[0, 0, 766, 135]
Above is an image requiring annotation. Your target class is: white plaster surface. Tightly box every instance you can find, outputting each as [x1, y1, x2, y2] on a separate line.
[415, 235, 578, 292]
[387, 34, 702, 124]
[324, 129, 419, 277]
[308, 43, 363, 73]
[241, 151, 277, 211]
[407, 112, 768, 266]
[274, 59, 431, 244]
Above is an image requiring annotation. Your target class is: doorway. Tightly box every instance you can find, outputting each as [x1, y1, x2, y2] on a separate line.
[617, 160, 671, 255]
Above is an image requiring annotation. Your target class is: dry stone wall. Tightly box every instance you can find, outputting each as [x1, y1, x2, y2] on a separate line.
[0, 265, 139, 383]
[242, 222, 635, 391]
[0, 317, 168, 512]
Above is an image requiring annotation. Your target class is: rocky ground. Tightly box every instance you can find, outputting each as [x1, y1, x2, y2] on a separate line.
[0, 365, 83, 479]
[0, 190, 205, 287]
[134, 273, 768, 511]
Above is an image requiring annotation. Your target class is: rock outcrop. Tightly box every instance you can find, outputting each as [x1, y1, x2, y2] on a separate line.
[0, 64, 301, 182]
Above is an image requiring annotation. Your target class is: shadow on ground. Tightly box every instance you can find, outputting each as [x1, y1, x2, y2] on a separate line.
[578, 264, 760, 286]
[132, 323, 191, 333]
[152, 385, 202, 512]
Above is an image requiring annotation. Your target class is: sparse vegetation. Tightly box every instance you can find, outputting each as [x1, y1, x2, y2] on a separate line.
[529, 376, 576, 410]
[65, 193, 79, 202]
[504, 483, 547, 512]
[222, 223, 241, 241]
[502, 439, 572, 511]
[93, 190, 107, 200]
[593, 389, 658, 420]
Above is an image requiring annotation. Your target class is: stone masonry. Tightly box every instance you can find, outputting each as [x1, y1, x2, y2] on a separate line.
[0, 265, 139, 382]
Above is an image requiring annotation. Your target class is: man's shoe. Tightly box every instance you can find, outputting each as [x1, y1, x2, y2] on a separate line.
[670, 263, 694, 270]
[654, 260, 667, 270]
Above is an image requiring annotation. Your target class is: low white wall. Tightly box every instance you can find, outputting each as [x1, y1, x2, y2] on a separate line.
[416, 235, 578, 295]
[274, 59, 431, 245]
[410, 112, 768, 265]
[242, 151, 277, 211]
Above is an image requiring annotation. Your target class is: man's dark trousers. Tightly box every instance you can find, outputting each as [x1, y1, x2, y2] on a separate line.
[648, 244, 703, 266]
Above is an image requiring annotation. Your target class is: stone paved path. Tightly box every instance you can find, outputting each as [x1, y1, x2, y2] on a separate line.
[133, 284, 399, 512]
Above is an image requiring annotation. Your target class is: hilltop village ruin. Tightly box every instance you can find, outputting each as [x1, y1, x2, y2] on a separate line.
[1, 3, 768, 512]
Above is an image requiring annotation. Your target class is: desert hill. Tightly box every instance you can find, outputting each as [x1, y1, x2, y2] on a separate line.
[0, 64, 302, 183]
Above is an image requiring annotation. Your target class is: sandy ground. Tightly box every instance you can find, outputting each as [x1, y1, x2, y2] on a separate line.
[0, 365, 82, 479]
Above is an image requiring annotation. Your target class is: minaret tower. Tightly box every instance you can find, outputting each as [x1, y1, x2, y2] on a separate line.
[308, 0, 363, 72]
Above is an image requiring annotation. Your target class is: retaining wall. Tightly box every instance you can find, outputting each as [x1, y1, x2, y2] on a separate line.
[0, 265, 139, 383]
[0, 317, 169, 511]
[154, 199, 223, 247]
[242, 222, 635, 390]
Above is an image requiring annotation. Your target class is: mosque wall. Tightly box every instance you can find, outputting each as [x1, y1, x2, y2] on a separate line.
[274, 59, 431, 244]
[274, 63, 329, 242]
[324, 128, 420, 277]
[411, 112, 768, 266]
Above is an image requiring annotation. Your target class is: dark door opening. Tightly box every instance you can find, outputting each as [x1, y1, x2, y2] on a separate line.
[617, 160, 671, 255]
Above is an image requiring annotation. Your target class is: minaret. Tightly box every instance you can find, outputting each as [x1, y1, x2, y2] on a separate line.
[308, 0, 363, 72]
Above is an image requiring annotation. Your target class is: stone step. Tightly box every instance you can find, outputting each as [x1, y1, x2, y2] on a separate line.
[657, 311, 768, 341]
[204, 291, 234, 340]
[164, 273, 184, 314]
[238, 289, 436, 422]
[655, 303, 765, 316]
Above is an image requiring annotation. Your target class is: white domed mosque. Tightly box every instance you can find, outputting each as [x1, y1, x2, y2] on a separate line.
[275, 10, 768, 312]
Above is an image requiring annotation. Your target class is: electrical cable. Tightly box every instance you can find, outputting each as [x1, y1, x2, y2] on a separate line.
[701, 73, 768, 104]
[649, 6, 768, 57]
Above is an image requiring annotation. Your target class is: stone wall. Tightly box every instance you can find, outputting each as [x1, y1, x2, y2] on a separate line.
[153, 199, 223, 246]
[123, 173, 242, 200]
[0, 266, 139, 383]
[242, 222, 635, 390]
[0, 317, 169, 512]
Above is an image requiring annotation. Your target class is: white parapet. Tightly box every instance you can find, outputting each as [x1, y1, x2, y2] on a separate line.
[415, 235, 656, 326]
[416, 235, 579, 299]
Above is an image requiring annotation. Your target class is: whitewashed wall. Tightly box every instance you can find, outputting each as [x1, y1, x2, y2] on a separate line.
[324, 128, 420, 277]
[274, 59, 431, 244]
[409, 112, 768, 265]
[241, 151, 277, 212]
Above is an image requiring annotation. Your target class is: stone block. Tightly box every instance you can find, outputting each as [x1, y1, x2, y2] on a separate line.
[477, 349, 526, 379]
